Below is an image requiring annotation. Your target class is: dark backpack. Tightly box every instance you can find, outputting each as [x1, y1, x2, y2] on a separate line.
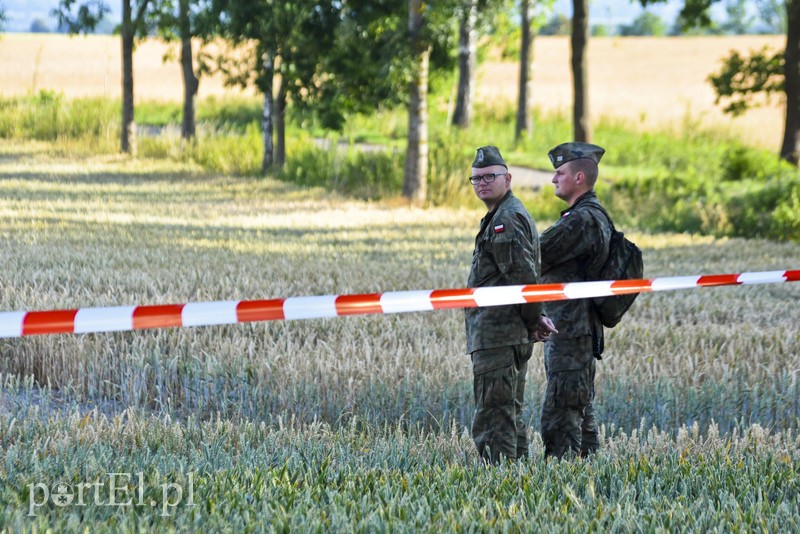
[585, 205, 644, 328]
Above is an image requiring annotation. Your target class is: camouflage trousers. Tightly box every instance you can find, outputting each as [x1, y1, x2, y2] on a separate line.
[471, 343, 534, 464]
[540, 335, 600, 459]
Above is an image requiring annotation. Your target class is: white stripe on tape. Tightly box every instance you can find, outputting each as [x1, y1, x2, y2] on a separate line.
[283, 295, 338, 320]
[182, 301, 239, 327]
[564, 281, 614, 300]
[75, 306, 136, 333]
[738, 270, 788, 285]
[380, 290, 434, 314]
[651, 276, 701, 292]
[0, 312, 26, 338]
[473, 285, 526, 307]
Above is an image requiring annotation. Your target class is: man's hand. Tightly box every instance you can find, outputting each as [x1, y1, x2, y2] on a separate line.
[532, 316, 558, 342]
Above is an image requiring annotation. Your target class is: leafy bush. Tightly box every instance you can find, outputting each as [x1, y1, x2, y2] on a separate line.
[1, 92, 799, 240]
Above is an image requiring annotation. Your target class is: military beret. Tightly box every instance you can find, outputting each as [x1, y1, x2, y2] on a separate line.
[548, 142, 605, 169]
[472, 146, 507, 169]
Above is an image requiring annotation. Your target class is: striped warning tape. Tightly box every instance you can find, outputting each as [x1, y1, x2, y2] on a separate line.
[1, 269, 797, 338]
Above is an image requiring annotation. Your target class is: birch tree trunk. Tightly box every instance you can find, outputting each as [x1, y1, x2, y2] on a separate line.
[179, 0, 198, 140]
[261, 51, 275, 173]
[275, 75, 287, 169]
[571, 0, 591, 142]
[515, 0, 534, 141]
[453, 0, 477, 129]
[403, 0, 429, 203]
[121, 0, 136, 154]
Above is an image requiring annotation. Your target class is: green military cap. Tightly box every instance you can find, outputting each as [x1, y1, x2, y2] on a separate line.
[472, 145, 508, 169]
[548, 142, 605, 169]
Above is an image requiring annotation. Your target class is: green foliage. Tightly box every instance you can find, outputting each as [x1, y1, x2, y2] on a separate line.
[708, 46, 784, 116]
[1, 92, 799, 240]
[51, 0, 111, 35]
[279, 136, 404, 200]
[619, 11, 667, 36]
[539, 13, 570, 35]
[0, 91, 117, 144]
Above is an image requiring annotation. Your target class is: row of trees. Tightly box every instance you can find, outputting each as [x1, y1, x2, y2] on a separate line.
[50, 0, 800, 203]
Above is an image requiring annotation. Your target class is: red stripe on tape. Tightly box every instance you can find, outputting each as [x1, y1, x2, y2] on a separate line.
[22, 309, 78, 335]
[611, 279, 653, 295]
[335, 294, 383, 316]
[236, 299, 286, 322]
[786, 270, 800, 282]
[522, 284, 567, 302]
[698, 274, 740, 287]
[430, 289, 476, 309]
[132, 304, 185, 330]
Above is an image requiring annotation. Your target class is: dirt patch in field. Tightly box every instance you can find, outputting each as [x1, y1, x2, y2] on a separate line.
[0, 33, 787, 149]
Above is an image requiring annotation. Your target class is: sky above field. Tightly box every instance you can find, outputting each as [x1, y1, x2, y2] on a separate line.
[3, 0, 718, 34]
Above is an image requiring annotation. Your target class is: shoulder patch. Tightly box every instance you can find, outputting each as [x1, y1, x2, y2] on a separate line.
[493, 224, 505, 233]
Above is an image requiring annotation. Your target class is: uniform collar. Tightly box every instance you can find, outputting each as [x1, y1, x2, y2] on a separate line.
[560, 190, 597, 217]
[487, 189, 514, 217]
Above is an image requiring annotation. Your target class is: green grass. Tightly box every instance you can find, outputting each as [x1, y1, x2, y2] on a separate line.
[2, 402, 799, 531]
[2, 91, 799, 240]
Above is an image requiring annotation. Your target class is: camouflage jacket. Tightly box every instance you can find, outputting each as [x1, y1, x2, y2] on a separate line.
[540, 191, 613, 347]
[465, 190, 542, 353]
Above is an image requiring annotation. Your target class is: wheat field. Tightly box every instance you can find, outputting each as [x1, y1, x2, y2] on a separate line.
[1, 30, 799, 528]
[1, 137, 799, 528]
[0, 33, 787, 149]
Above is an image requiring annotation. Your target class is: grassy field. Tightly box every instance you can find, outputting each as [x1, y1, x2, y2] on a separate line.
[0, 140, 799, 530]
[0, 33, 787, 149]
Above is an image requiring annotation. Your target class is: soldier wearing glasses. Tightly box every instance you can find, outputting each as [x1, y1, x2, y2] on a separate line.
[465, 145, 557, 464]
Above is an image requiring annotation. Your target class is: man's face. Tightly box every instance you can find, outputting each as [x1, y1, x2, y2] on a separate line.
[552, 161, 580, 204]
[471, 165, 510, 208]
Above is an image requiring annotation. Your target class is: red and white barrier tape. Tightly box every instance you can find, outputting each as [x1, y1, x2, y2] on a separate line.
[1, 269, 797, 338]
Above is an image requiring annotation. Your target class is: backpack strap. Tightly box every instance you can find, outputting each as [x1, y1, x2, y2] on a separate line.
[578, 203, 614, 281]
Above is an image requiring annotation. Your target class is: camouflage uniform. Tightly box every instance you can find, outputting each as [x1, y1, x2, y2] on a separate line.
[466, 189, 542, 463]
[539, 190, 612, 459]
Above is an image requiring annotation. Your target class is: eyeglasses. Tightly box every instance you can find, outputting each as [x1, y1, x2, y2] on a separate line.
[469, 173, 506, 185]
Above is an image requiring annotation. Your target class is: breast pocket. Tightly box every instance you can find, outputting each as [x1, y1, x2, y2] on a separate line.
[492, 233, 514, 275]
[470, 239, 499, 286]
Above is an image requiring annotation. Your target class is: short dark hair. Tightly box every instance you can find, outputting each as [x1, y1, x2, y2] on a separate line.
[568, 158, 599, 187]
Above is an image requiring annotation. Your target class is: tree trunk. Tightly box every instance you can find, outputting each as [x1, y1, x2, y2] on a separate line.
[261, 51, 275, 173]
[452, 0, 477, 129]
[515, 0, 534, 141]
[571, 0, 591, 142]
[275, 75, 287, 169]
[780, 0, 800, 165]
[179, 0, 198, 140]
[121, 0, 136, 154]
[404, 0, 429, 203]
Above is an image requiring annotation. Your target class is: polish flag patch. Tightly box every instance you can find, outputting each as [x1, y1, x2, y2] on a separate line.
[493, 224, 505, 233]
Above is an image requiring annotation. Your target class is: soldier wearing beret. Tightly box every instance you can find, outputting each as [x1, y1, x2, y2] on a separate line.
[465, 145, 557, 464]
[538, 142, 614, 459]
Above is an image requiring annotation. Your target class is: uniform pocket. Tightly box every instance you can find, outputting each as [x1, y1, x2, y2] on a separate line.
[544, 362, 594, 409]
[475, 364, 516, 409]
[492, 234, 514, 274]
[469, 239, 500, 286]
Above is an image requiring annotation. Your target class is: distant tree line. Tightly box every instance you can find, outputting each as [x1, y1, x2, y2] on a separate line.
[540, 0, 786, 37]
